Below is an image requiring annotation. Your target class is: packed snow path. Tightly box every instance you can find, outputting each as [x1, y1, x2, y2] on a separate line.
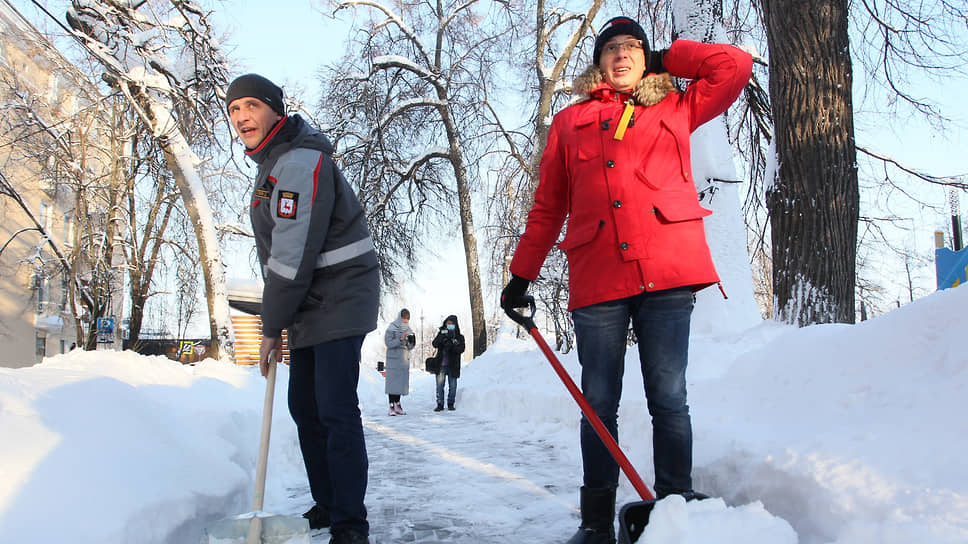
[288, 386, 581, 543]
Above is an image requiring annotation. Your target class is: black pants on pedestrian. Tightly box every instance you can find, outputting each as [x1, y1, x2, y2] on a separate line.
[288, 335, 368, 535]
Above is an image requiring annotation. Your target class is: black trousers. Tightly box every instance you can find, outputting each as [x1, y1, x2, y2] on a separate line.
[288, 335, 368, 534]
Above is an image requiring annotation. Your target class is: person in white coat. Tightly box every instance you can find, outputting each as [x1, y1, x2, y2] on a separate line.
[383, 309, 415, 415]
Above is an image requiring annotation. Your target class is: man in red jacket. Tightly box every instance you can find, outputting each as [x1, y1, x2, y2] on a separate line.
[501, 16, 752, 544]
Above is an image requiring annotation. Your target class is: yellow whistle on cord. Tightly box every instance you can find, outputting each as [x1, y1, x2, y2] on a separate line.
[613, 101, 635, 140]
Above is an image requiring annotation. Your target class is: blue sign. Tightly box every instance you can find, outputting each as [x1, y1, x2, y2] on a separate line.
[935, 247, 968, 290]
[96, 317, 115, 342]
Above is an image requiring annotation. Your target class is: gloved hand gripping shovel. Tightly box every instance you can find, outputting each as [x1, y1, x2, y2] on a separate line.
[505, 299, 656, 543]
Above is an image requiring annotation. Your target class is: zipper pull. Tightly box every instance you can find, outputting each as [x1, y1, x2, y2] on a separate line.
[613, 100, 635, 140]
[717, 282, 728, 300]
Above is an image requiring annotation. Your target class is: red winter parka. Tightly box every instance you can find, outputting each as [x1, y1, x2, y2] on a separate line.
[509, 39, 752, 311]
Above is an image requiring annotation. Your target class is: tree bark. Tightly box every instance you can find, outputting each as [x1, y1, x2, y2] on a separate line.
[761, 0, 859, 325]
[439, 104, 487, 357]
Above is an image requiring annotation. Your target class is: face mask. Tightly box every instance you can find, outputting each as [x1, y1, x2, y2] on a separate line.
[446, 324, 455, 331]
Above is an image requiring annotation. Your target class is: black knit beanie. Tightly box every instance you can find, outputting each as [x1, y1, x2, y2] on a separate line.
[593, 16, 650, 66]
[225, 74, 285, 116]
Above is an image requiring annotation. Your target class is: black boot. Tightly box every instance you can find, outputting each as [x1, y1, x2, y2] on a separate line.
[565, 487, 616, 544]
[434, 403, 444, 411]
[329, 528, 369, 544]
[303, 504, 330, 529]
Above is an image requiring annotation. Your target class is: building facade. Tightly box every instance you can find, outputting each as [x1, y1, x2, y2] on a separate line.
[0, 1, 120, 367]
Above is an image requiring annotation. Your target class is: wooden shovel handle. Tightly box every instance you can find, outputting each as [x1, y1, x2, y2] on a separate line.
[247, 352, 278, 543]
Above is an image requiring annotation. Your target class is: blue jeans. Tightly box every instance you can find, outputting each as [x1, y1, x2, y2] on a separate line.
[571, 287, 694, 496]
[436, 369, 457, 406]
[288, 336, 368, 534]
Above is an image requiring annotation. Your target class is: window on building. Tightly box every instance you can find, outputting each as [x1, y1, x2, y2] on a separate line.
[47, 73, 60, 104]
[39, 202, 52, 233]
[63, 213, 73, 245]
[36, 275, 49, 314]
[61, 275, 69, 308]
[60, 339, 66, 354]
[29, 271, 42, 290]
[36, 334, 46, 360]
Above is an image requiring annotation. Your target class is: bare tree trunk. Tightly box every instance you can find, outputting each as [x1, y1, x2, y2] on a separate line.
[761, 0, 859, 325]
[158, 138, 234, 360]
[511, 1, 600, 348]
[440, 107, 487, 357]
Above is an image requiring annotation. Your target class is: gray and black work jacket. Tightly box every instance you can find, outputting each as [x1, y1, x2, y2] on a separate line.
[246, 114, 380, 348]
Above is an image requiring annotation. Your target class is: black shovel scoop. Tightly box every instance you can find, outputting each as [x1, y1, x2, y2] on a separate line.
[505, 299, 656, 543]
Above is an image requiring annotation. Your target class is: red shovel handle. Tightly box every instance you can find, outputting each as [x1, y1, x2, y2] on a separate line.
[507, 299, 655, 501]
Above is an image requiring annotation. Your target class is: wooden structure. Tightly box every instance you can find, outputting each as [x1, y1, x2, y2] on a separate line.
[231, 315, 290, 365]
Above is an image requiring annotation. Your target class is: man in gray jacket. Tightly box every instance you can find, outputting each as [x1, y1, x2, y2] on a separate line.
[226, 73, 379, 544]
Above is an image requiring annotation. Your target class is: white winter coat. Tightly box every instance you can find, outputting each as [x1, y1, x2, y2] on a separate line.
[384, 317, 415, 395]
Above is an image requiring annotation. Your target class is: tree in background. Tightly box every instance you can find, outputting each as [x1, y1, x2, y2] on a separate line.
[120, 127, 181, 348]
[66, 0, 236, 359]
[486, 0, 602, 351]
[758, 0, 968, 325]
[761, 0, 860, 325]
[318, 0, 520, 357]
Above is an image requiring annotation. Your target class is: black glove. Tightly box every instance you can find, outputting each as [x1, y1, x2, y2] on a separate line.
[647, 48, 668, 74]
[500, 275, 531, 315]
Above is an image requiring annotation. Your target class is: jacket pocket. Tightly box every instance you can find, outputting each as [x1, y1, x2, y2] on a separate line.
[652, 192, 712, 223]
[635, 119, 692, 189]
[558, 219, 602, 251]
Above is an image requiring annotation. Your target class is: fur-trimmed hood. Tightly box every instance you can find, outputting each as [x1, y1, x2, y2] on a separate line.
[572, 64, 676, 106]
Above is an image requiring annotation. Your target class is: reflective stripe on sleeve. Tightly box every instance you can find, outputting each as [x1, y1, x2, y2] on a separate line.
[267, 256, 299, 280]
[316, 236, 375, 269]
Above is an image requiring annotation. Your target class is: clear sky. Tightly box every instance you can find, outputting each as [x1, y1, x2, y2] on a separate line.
[210, 0, 351, 102]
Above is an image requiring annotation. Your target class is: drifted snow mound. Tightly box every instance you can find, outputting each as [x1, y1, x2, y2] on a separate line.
[639, 495, 797, 543]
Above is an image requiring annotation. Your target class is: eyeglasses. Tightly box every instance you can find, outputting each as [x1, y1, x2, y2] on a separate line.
[603, 39, 644, 55]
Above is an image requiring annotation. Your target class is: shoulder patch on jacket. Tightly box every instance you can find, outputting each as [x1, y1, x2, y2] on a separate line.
[277, 191, 299, 219]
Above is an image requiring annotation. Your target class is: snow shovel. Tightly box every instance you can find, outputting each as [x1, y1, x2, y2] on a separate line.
[505, 299, 656, 543]
[203, 352, 310, 544]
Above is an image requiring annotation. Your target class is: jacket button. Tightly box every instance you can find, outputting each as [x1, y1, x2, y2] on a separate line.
[620, 242, 629, 250]
[606, 160, 615, 168]
[613, 200, 622, 208]
[648, 282, 655, 288]
[651, 207, 657, 214]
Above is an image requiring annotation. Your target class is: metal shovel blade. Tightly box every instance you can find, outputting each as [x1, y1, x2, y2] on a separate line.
[203, 513, 311, 544]
[618, 500, 657, 544]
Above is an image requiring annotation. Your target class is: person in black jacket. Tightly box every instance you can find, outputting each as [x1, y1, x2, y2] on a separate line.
[430, 315, 465, 411]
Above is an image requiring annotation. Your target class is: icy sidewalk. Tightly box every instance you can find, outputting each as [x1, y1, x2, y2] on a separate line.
[286, 386, 581, 543]
[278, 364, 800, 544]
